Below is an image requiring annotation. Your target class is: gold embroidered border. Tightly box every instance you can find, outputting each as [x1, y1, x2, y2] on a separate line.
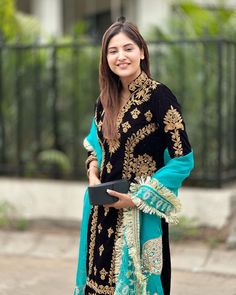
[86, 279, 115, 295]
[109, 209, 123, 285]
[88, 206, 99, 275]
[107, 72, 159, 155]
[129, 177, 181, 223]
[87, 209, 123, 294]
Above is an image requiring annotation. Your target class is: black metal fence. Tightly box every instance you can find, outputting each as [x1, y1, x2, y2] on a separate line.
[0, 38, 235, 187]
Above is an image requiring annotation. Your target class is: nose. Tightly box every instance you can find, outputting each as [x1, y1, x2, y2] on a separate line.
[117, 50, 126, 60]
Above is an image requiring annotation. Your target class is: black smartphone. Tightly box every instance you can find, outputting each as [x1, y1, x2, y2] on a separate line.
[88, 179, 130, 206]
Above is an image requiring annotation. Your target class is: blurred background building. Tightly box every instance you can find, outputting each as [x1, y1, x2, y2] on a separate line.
[15, 0, 236, 39]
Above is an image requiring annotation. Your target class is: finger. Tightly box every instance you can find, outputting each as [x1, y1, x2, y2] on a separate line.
[106, 189, 123, 198]
[103, 200, 120, 208]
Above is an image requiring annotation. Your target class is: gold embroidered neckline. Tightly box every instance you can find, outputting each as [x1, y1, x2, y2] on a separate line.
[128, 71, 149, 92]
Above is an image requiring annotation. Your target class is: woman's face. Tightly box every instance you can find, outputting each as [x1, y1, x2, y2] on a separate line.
[107, 32, 144, 84]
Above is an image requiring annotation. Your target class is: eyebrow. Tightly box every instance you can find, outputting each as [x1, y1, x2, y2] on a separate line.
[108, 43, 134, 50]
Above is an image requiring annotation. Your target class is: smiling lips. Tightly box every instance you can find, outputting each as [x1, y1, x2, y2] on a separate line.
[117, 62, 130, 69]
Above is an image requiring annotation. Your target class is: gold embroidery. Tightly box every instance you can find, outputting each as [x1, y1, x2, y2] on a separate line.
[106, 72, 159, 155]
[99, 244, 104, 256]
[88, 206, 98, 275]
[122, 123, 157, 180]
[98, 137, 105, 178]
[94, 266, 97, 275]
[87, 208, 123, 293]
[100, 268, 108, 280]
[86, 279, 114, 294]
[106, 161, 112, 173]
[144, 110, 153, 122]
[107, 138, 120, 154]
[132, 154, 156, 178]
[104, 207, 109, 216]
[122, 121, 131, 133]
[107, 227, 114, 238]
[131, 108, 141, 119]
[142, 237, 163, 275]
[97, 120, 103, 131]
[98, 223, 102, 234]
[109, 209, 123, 285]
[163, 105, 184, 157]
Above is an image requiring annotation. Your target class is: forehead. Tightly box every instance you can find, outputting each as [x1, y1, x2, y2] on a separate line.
[108, 32, 136, 48]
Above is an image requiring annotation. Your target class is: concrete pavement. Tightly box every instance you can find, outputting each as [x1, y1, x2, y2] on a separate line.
[0, 229, 236, 294]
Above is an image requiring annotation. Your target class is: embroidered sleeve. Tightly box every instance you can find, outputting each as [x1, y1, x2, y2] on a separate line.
[129, 84, 194, 222]
[158, 84, 192, 158]
[130, 177, 181, 223]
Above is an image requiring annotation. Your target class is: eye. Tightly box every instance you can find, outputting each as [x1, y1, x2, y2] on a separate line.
[125, 47, 133, 51]
[108, 50, 117, 54]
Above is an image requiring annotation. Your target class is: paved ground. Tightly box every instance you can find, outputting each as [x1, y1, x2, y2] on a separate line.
[0, 230, 236, 295]
[1, 255, 236, 295]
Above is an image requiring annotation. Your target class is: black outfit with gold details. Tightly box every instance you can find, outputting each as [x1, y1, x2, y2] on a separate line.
[84, 72, 191, 295]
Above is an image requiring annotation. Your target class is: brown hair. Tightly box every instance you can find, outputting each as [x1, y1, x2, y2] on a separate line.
[99, 20, 150, 139]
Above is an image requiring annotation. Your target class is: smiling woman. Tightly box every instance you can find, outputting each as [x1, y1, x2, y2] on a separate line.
[106, 33, 144, 83]
[73, 18, 194, 295]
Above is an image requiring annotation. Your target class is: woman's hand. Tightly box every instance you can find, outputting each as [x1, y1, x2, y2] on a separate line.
[87, 160, 100, 186]
[104, 189, 135, 209]
[89, 174, 101, 186]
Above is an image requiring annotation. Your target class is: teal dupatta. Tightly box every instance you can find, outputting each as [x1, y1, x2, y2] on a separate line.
[74, 119, 194, 295]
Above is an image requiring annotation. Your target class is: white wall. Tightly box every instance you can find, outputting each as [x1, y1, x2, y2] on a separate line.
[32, 0, 63, 37]
[136, 0, 173, 35]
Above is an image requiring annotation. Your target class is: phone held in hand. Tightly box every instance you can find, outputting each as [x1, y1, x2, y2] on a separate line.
[88, 179, 130, 206]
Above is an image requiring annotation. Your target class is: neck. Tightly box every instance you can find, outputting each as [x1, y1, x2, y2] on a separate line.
[119, 69, 142, 91]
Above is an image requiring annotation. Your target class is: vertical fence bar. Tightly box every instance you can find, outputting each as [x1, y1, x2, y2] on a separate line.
[71, 41, 80, 178]
[234, 42, 236, 172]
[178, 36, 186, 105]
[225, 42, 230, 175]
[15, 46, 24, 176]
[33, 45, 42, 154]
[0, 37, 6, 171]
[227, 42, 234, 173]
[216, 40, 223, 187]
[51, 44, 61, 151]
[201, 42, 209, 182]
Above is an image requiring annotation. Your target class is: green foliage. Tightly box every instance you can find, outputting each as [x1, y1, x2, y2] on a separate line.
[0, 200, 28, 230]
[0, 201, 14, 227]
[0, 0, 43, 43]
[0, 0, 17, 40]
[15, 12, 43, 43]
[176, 0, 236, 37]
[38, 149, 72, 177]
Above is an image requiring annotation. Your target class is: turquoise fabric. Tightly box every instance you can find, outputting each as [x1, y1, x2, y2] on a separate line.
[74, 119, 102, 295]
[74, 120, 194, 295]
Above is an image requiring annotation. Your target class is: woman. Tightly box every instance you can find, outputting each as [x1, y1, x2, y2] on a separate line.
[74, 18, 194, 295]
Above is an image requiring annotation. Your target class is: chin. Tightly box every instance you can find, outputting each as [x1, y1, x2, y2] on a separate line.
[116, 71, 136, 78]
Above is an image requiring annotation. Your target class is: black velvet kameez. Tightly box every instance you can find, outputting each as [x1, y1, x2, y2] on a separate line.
[84, 72, 192, 295]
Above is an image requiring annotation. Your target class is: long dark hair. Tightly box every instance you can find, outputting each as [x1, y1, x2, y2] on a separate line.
[99, 19, 150, 139]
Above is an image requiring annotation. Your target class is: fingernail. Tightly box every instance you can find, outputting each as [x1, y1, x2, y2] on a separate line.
[107, 189, 111, 193]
